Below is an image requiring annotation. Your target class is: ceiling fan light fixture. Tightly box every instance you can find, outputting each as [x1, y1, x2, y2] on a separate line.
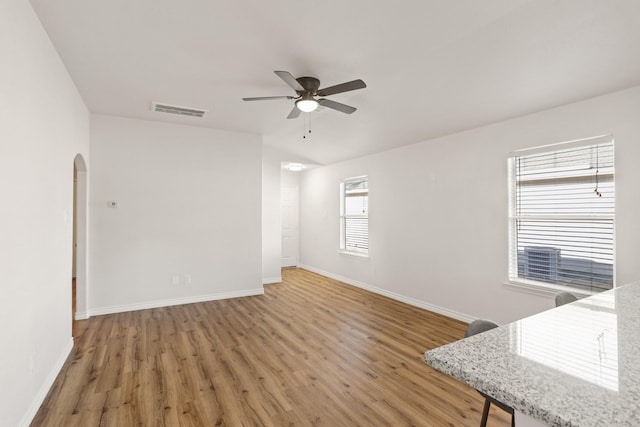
[296, 97, 318, 112]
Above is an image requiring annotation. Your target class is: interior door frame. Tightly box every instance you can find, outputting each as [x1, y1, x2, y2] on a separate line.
[281, 184, 299, 268]
[73, 154, 88, 320]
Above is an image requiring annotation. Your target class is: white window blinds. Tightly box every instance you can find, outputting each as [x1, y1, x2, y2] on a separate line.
[508, 137, 614, 293]
[341, 176, 369, 254]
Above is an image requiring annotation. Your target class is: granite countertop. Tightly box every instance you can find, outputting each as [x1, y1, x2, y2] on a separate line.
[424, 284, 640, 427]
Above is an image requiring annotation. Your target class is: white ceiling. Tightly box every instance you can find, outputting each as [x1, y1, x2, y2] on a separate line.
[30, 0, 640, 165]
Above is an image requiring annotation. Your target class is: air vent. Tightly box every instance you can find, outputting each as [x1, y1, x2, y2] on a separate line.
[152, 102, 207, 118]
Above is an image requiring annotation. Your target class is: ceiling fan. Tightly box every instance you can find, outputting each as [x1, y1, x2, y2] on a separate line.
[243, 70, 366, 119]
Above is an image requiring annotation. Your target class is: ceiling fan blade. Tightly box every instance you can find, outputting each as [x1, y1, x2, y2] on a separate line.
[275, 71, 305, 92]
[317, 79, 366, 97]
[287, 106, 302, 119]
[243, 96, 295, 101]
[317, 98, 357, 114]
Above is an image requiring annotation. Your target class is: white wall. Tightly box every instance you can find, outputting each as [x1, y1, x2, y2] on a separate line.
[299, 86, 640, 324]
[89, 115, 262, 314]
[282, 170, 301, 187]
[0, 1, 90, 425]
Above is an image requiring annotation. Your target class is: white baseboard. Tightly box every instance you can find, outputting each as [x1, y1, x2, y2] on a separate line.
[87, 288, 265, 317]
[263, 276, 282, 285]
[74, 311, 89, 320]
[19, 337, 74, 427]
[297, 264, 475, 324]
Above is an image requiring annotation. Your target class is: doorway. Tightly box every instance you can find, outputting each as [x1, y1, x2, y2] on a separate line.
[72, 164, 77, 319]
[73, 154, 88, 321]
[281, 185, 299, 267]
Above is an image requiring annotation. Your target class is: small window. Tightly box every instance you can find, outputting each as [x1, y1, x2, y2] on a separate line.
[508, 136, 614, 293]
[340, 176, 368, 255]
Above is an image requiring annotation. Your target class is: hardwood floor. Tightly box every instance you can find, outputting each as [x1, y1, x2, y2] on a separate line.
[32, 268, 511, 426]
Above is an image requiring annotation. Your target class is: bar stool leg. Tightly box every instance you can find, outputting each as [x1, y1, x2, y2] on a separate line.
[480, 399, 491, 427]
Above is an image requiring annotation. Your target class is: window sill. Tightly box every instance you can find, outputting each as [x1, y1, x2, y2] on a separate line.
[503, 279, 601, 299]
[338, 250, 369, 259]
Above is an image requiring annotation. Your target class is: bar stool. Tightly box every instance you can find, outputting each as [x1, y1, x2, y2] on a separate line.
[465, 320, 515, 427]
[555, 292, 577, 307]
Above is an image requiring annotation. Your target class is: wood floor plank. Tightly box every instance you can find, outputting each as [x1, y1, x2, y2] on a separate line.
[31, 268, 511, 426]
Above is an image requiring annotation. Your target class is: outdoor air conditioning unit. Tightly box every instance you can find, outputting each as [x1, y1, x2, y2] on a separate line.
[524, 247, 561, 282]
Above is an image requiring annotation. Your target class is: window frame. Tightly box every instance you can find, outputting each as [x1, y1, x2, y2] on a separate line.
[507, 135, 615, 296]
[339, 175, 369, 257]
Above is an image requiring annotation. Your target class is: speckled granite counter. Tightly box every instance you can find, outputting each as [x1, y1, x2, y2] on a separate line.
[424, 284, 640, 427]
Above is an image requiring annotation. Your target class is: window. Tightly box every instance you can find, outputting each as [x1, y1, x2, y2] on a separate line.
[340, 176, 368, 255]
[508, 136, 614, 293]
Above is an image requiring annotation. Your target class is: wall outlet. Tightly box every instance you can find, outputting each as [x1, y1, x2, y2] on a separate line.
[184, 274, 191, 285]
[171, 275, 180, 286]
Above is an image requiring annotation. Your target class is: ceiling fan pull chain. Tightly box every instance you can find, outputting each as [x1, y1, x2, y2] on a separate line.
[302, 113, 312, 140]
[302, 113, 307, 139]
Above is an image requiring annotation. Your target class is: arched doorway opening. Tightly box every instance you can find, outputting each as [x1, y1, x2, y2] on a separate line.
[73, 154, 88, 321]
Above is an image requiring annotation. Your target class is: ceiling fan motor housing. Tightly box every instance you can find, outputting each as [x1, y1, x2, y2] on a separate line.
[296, 77, 320, 96]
